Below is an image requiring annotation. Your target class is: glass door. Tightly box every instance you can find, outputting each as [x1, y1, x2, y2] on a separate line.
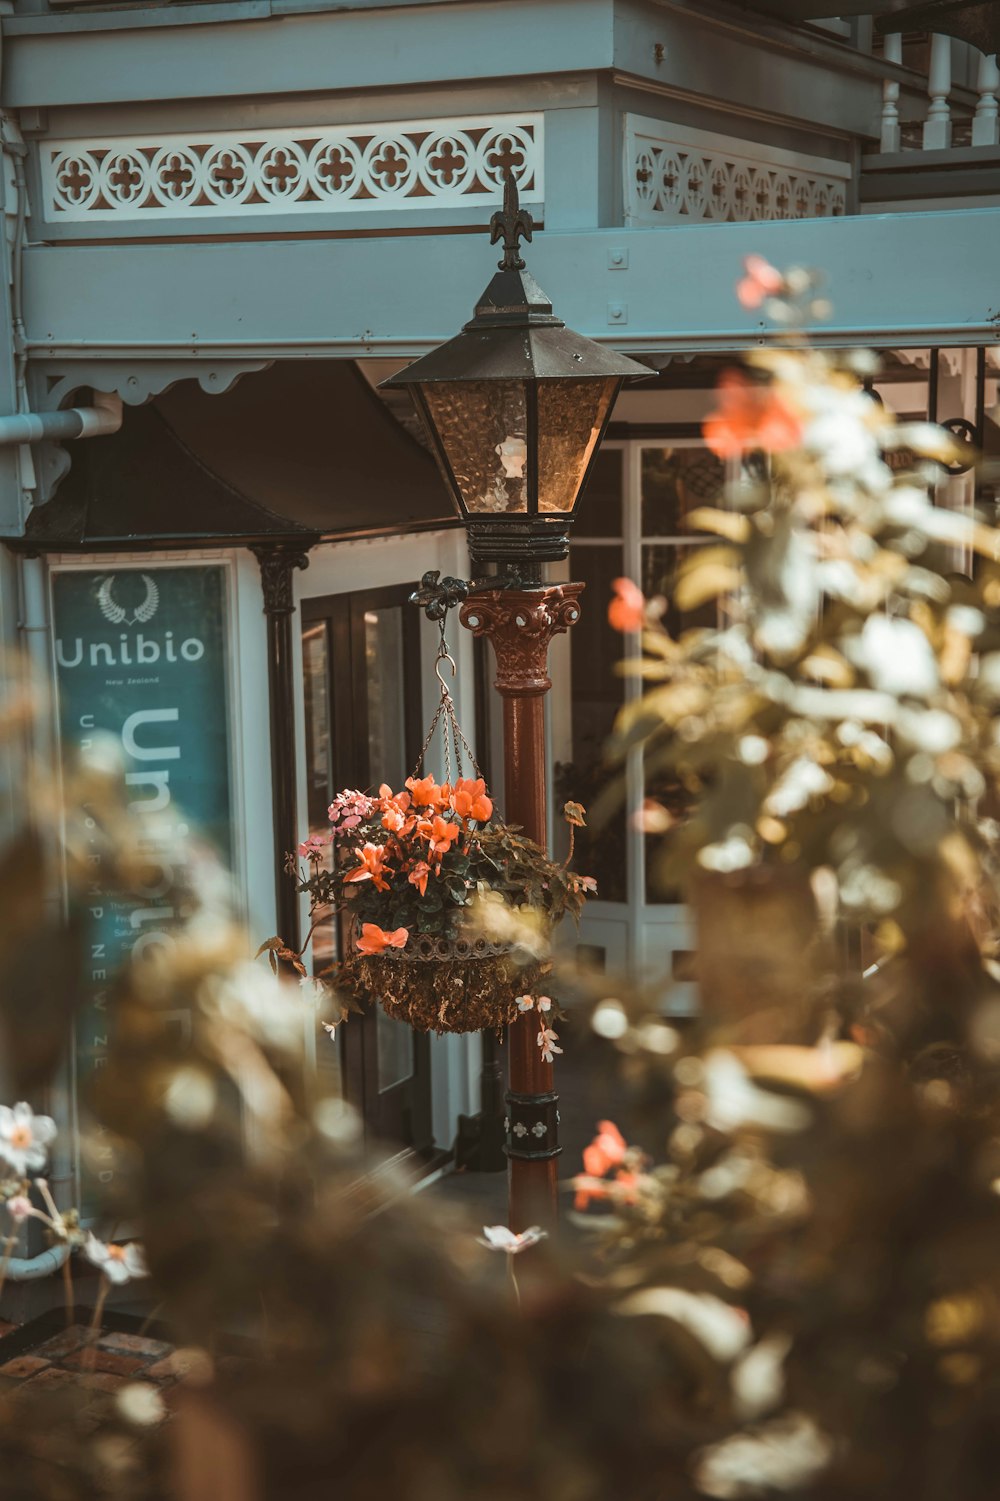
[301, 585, 434, 1153]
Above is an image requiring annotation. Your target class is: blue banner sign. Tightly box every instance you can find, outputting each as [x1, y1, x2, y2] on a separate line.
[52, 564, 233, 1206]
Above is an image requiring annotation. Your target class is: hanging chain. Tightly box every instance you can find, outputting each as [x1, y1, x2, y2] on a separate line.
[409, 608, 483, 785]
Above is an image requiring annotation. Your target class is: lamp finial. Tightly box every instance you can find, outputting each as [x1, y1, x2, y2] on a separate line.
[489, 168, 533, 272]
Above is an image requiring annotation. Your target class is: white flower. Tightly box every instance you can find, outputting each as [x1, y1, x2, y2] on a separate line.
[0, 1102, 57, 1177]
[947, 605, 985, 638]
[737, 736, 769, 766]
[477, 1224, 547, 1254]
[839, 861, 902, 915]
[803, 405, 878, 478]
[163, 1067, 216, 1131]
[702, 1051, 812, 1135]
[212, 962, 306, 1052]
[850, 615, 938, 698]
[617, 1287, 751, 1363]
[764, 757, 833, 818]
[895, 707, 961, 754]
[515, 994, 535, 1012]
[694, 1412, 833, 1499]
[592, 1000, 629, 1040]
[731, 1333, 792, 1421]
[84, 1234, 148, 1285]
[698, 833, 756, 873]
[116, 1382, 166, 1426]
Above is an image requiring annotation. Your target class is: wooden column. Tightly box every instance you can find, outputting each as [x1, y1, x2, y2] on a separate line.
[252, 544, 310, 954]
[460, 582, 583, 1230]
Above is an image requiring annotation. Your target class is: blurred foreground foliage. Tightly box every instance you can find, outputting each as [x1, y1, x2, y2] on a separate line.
[4, 265, 1000, 1499]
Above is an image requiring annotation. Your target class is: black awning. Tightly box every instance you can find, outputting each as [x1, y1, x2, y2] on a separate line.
[20, 360, 456, 553]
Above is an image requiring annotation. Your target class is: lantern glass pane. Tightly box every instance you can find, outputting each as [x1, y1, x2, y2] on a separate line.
[421, 380, 528, 514]
[537, 377, 619, 515]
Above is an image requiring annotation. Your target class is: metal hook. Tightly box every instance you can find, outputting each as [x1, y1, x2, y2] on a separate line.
[435, 650, 457, 692]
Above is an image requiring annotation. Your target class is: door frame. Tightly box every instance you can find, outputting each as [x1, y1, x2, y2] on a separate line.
[300, 582, 434, 1152]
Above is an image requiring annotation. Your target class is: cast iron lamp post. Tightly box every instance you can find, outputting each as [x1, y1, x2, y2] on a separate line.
[382, 175, 646, 1229]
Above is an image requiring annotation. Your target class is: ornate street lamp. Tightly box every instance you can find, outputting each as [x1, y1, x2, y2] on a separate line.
[382, 174, 647, 581]
[384, 177, 647, 1230]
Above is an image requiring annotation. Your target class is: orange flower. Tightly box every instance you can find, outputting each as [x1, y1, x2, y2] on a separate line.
[343, 843, 392, 893]
[573, 1175, 609, 1212]
[582, 1119, 627, 1178]
[382, 804, 414, 835]
[356, 924, 408, 956]
[736, 253, 784, 309]
[406, 775, 446, 810]
[703, 370, 803, 459]
[608, 577, 645, 633]
[421, 816, 461, 860]
[451, 778, 493, 822]
[408, 860, 432, 897]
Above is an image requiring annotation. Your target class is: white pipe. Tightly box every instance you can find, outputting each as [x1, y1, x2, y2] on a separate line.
[0, 389, 122, 447]
[3, 1242, 71, 1281]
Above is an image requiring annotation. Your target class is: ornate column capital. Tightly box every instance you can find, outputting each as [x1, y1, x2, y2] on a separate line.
[251, 544, 311, 616]
[460, 583, 584, 696]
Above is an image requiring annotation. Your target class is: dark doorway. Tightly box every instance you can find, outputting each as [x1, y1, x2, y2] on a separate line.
[300, 584, 434, 1154]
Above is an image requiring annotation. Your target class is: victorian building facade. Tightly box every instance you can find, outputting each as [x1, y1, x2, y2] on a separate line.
[0, 0, 995, 1200]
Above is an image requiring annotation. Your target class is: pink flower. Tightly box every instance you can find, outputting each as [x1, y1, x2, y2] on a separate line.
[608, 577, 645, 633]
[298, 833, 331, 857]
[736, 254, 784, 309]
[537, 1025, 563, 1063]
[6, 1195, 33, 1224]
[328, 790, 376, 830]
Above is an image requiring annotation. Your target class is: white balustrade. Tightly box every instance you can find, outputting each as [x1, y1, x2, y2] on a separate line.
[973, 52, 1000, 147]
[923, 32, 954, 150]
[880, 31, 902, 153]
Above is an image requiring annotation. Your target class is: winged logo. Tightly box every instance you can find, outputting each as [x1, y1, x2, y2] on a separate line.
[97, 574, 160, 628]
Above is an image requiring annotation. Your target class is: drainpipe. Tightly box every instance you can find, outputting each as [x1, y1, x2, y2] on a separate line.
[0, 389, 122, 445]
[2, 1242, 71, 1282]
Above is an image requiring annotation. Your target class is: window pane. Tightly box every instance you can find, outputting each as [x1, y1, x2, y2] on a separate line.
[643, 544, 720, 639]
[574, 447, 623, 537]
[302, 621, 338, 973]
[556, 544, 628, 903]
[377, 1008, 414, 1092]
[422, 380, 528, 514]
[641, 447, 725, 536]
[364, 607, 407, 790]
[537, 378, 618, 514]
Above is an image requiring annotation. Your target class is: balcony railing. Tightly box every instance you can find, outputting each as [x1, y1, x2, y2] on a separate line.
[879, 30, 999, 151]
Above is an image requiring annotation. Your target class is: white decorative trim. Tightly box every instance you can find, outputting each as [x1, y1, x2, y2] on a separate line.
[42, 114, 544, 223]
[624, 116, 850, 226]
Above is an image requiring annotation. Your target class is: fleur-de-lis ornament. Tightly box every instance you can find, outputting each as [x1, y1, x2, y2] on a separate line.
[490, 168, 534, 272]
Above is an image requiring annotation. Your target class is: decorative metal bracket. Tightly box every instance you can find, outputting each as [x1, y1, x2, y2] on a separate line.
[409, 569, 469, 622]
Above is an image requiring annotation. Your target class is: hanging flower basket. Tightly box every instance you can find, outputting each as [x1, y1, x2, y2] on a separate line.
[293, 776, 593, 1036]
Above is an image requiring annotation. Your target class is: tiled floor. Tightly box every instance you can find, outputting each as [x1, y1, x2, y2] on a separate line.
[0, 1313, 178, 1409]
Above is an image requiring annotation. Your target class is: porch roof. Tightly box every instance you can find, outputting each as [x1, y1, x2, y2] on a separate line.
[20, 360, 455, 551]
